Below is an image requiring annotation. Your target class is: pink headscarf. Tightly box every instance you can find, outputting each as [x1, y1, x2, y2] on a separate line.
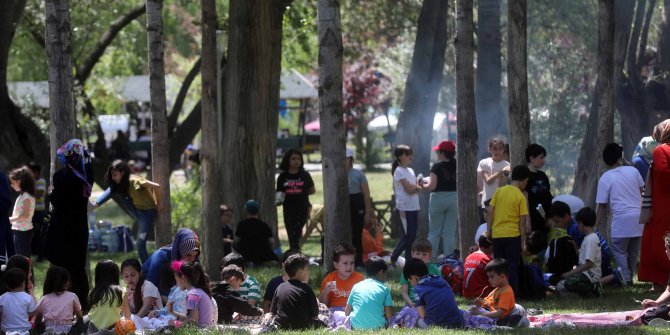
[653, 119, 670, 144]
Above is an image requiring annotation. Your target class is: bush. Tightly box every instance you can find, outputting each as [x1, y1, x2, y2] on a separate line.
[170, 169, 202, 231]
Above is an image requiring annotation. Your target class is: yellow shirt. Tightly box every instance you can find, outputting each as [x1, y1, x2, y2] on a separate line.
[88, 287, 125, 330]
[128, 175, 156, 210]
[490, 185, 528, 238]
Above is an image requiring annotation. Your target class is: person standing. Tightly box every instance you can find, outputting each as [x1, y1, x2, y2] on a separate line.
[8, 167, 35, 258]
[28, 163, 46, 260]
[346, 148, 374, 267]
[276, 149, 315, 251]
[46, 139, 94, 311]
[525, 144, 553, 233]
[426, 140, 458, 258]
[390, 145, 423, 265]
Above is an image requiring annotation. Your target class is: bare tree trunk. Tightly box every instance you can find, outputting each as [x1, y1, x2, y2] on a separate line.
[222, 1, 283, 243]
[45, 0, 76, 179]
[200, 0, 222, 279]
[507, 0, 530, 167]
[613, 0, 635, 156]
[455, 0, 479, 255]
[476, 0, 506, 158]
[395, 0, 449, 238]
[659, 0, 670, 69]
[146, 0, 172, 247]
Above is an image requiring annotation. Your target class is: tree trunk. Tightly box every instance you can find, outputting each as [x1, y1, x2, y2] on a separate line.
[476, 0, 506, 158]
[146, 0, 172, 247]
[200, 0, 222, 279]
[318, 0, 350, 272]
[222, 1, 283, 244]
[613, 0, 636, 156]
[507, 0, 530, 167]
[455, 0, 479, 256]
[659, 0, 670, 69]
[45, 0, 76, 179]
[395, 0, 449, 238]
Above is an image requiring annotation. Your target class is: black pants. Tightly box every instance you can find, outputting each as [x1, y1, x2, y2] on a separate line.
[283, 206, 308, 251]
[350, 193, 365, 266]
[493, 236, 521, 293]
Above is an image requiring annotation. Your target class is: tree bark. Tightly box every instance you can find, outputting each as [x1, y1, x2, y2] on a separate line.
[200, 0, 222, 279]
[146, 0, 172, 247]
[507, 0, 530, 167]
[476, 0, 506, 158]
[222, 1, 283, 244]
[318, 0, 350, 272]
[45, 0, 76, 180]
[395, 0, 449, 238]
[455, 0, 479, 256]
[659, 0, 670, 69]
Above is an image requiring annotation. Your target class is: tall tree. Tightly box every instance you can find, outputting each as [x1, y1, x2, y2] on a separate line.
[200, 0, 222, 279]
[394, 0, 449, 237]
[222, 1, 285, 240]
[318, 0, 350, 271]
[659, 0, 670, 69]
[476, 0, 506, 157]
[455, 0, 479, 256]
[507, 0, 530, 167]
[45, 0, 76, 179]
[146, 0, 172, 247]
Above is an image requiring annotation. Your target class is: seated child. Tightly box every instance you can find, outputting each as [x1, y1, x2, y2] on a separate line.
[234, 200, 278, 265]
[400, 239, 441, 307]
[556, 207, 603, 297]
[403, 258, 464, 328]
[362, 218, 391, 263]
[262, 249, 301, 312]
[222, 253, 260, 306]
[35, 266, 83, 334]
[220, 203, 235, 257]
[469, 258, 528, 327]
[170, 261, 215, 329]
[122, 259, 163, 317]
[269, 254, 324, 330]
[211, 265, 263, 324]
[0, 268, 37, 334]
[462, 234, 493, 299]
[346, 256, 393, 330]
[319, 243, 364, 310]
[86, 260, 126, 333]
[545, 202, 579, 278]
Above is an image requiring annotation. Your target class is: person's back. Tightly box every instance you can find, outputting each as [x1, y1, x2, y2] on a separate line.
[346, 256, 392, 330]
[413, 272, 463, 328]
[0, 268, 36, 333]
[545, 236, 578, 275]
[490, 185, 526, 238]
[270, 254, 322, 330]
[235, 217, 276, 264]
[598, 165, 643, 222]
[462, 250, 492, 299]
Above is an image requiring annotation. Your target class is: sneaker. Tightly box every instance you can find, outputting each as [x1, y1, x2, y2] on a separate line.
[395, 256, 405, 268]
[592, 282, 604, 297]
[648, 318, 670, 327]
[613, 267, 628, 288]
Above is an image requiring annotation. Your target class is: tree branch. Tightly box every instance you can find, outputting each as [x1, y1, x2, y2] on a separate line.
[75, 3, 146, 84]
[168, 57, 201, 136]
[169, 102, 202, 168]
[636, 0, 656, 70]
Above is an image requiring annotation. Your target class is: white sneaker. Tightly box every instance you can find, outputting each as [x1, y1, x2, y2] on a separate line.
[395, 256, 405, 268]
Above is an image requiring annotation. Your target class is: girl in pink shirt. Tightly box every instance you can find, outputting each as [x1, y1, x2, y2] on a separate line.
[35, 266, 83, 334]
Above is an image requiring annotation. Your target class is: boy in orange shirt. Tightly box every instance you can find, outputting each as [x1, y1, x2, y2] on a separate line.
[320, 244, 365, 310]
[469, 258, 528, 328]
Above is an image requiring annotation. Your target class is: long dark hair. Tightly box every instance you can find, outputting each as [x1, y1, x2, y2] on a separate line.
[107, 160, 131, 196]
[180, 262, 211, 297]
[89, 260, 123, 307]
[278, 149, 304, 172]
[121, 259, 146, 313]
[9, 166, 36, 196]
[391, 145, 412, 175]
[43, 266, 70, 295]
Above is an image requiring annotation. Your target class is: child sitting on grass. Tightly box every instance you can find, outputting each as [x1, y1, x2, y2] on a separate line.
[400, 239, 441, 307]
[0, 268, 36, 334]
[462, 234, 493, 299]
[469, 258, 528, 328]
[403, 258, 464, 328]
[262, 249, 301, 312]
[221, 253, 260, 306]
[346, 256, 393, 330]
[35, 266, 84, 334]
[319, 243, 364, 310]
[211, 265, 263, 324]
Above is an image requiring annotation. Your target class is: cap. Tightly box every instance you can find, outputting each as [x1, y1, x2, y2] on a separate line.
[432, 140, 456, 153]
[244, 199, 260, 214]
[346, 148, 355, 158]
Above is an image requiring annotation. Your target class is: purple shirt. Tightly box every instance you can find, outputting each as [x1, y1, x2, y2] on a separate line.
[186, 288, 214, 328]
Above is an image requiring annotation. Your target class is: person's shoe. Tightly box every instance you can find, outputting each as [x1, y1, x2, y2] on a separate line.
[648, 318, 670, 327]
[613, 267, 628, 288]
[395, 256, 405, 269]
[592, 282, 604, 297]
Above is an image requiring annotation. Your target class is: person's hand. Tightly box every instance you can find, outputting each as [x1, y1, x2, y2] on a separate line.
[324, 281, 336, 293]
[148, 310, 158, 318]
[27, 280, 34, 295]
[642, 299, 658, 308]
[474, 297, 483, 307]
[469, 306, 480, 315]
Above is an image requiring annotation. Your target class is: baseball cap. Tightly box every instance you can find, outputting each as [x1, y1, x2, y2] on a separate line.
[432, 140, 456, 153]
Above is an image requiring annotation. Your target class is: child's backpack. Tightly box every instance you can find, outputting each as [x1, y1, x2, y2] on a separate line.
[546, 236, 578, 275]
[437, 254, 463, 295]
[114, 225, 134, 253]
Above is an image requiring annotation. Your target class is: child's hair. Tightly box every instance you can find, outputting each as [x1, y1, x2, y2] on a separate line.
[525, 143, 547, 162]
[402, 258, 428, 280]
[178, 262, 212, 297]
[333, 243, 356, 263]
[89, 260, 123, 308]
[575, 207, 596, 227]
[284, 254, 309, 277]
[4, 268, 26, 291]
[278, 149, 305, 171]
[511, 165, 531, 181]
[27, 162, 41, 175]
[219, 203, 233, 215]
[391, 144, 413, 175]
[0, 255, 32, 294]
[43, 265, 70, 295]
[9, 166, 35, 196]
[488, 137, 506, 149]
[366, 256, 388, 277]
[107, 160, 132, 196]
[221, 252, 245, 271]
[485, 258, 509, 276]
[221, 265, 245, 282]
[478, 234, 493, 248]
[547, 201, 571, 219]
[280, 249, 302, 265]
[159, 262, 177, 293]
[411, 238, 432, 253]
[526, 231, 548, 255]
[121, 259, 146, 313]
[602, 143, 624, 166]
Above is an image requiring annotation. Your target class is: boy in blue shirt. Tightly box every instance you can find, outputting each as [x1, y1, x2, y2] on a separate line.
[403, 258, 464, 328]
[345, 256, 393, 329]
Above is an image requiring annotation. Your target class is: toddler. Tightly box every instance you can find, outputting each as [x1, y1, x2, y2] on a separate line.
[0, 268, 36, 334]
[35, 266, 83, 334]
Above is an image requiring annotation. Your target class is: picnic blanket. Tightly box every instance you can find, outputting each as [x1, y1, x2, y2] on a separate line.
[528, 310, 645, 328]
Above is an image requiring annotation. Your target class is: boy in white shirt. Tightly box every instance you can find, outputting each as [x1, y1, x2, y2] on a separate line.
[477, 138, 510, 219]
[557, 208, 602, 297]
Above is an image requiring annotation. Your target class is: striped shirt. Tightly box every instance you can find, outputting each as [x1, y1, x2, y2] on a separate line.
[235, 275, 261, 305]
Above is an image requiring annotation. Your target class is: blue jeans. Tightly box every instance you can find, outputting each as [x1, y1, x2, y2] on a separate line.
[493, 236, 521, 293]
[428, 192, 458, 258]
[392, 210, 418, 262]
[136, 208, 157, 262]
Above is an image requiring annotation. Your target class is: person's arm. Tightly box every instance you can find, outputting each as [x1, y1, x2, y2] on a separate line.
[73, 300, 83, 320]
[142, 180, 164, 212]
[643, 286, 670, 307]
[231, 295, 263, 316]
[561, 260, 594, 279]
[426, 172, 438, 192]
[136, 296, 158, 317]
[384, 306, 393, 322]
[416, 305, 426, 319]
[345, 304, 352, 316]
[519, 215, 528, 251]
[399, 179, 422, 195]
[471, 307, 505, 319]
[318, 281, 334, 305]
[93, 187, 113, 208]
[360, 181, 375, 223]
[401, 284, 414, 307]
[482, 167, 507, 185]
[595, 203, 609, 232]
[9, 196, 33, 222]
[486, 206, 494, 238]
[262, 299, 272, 313]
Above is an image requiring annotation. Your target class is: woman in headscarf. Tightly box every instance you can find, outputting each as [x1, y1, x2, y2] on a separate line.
[631, 136, 658, 180]
[638, 119, 670, 290]
[45, 139, 94, 310]
[141, 228, 200, 296]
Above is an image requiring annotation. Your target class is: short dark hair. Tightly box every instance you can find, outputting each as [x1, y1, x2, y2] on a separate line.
[485, 258, 509, 276]
[511, 165, 531, 181]
[221, 253, 245, 271]
[602, 142, 623, 166]
[333, 243, 355, 263]
[284, 254, 309, 277]
[488, 137, 506, 148]
[43, 265, 70, 295]
[478, 234, 492, 248]
[221, 265, 245, 282]
[366, 256, 388, 277]
[525, 143, 547, 162]
[575, 207, 596, 227]
[411, 238, 432, 253]
[280, 249, 302, 264]
[403, 258, 428, 280]
[4, 268, 26, 291]
[547, 201, 571, 219]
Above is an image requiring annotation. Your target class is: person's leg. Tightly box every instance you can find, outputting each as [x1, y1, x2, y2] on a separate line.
[564, 273, 595, 296]
[284, 213, 299, 251]
[13, 230, 32, 258]
[442, 192, 458, 257]
[506, 237, 521, 293]
[627, 236, 642, 283]
[391, 211, 408, 263]
[349, 193, 365, 267]
[428, 192, 446, 258]
[135, 209, 157, 262]
[404, 211, 419, 259]
[611, 237, 632, 282]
